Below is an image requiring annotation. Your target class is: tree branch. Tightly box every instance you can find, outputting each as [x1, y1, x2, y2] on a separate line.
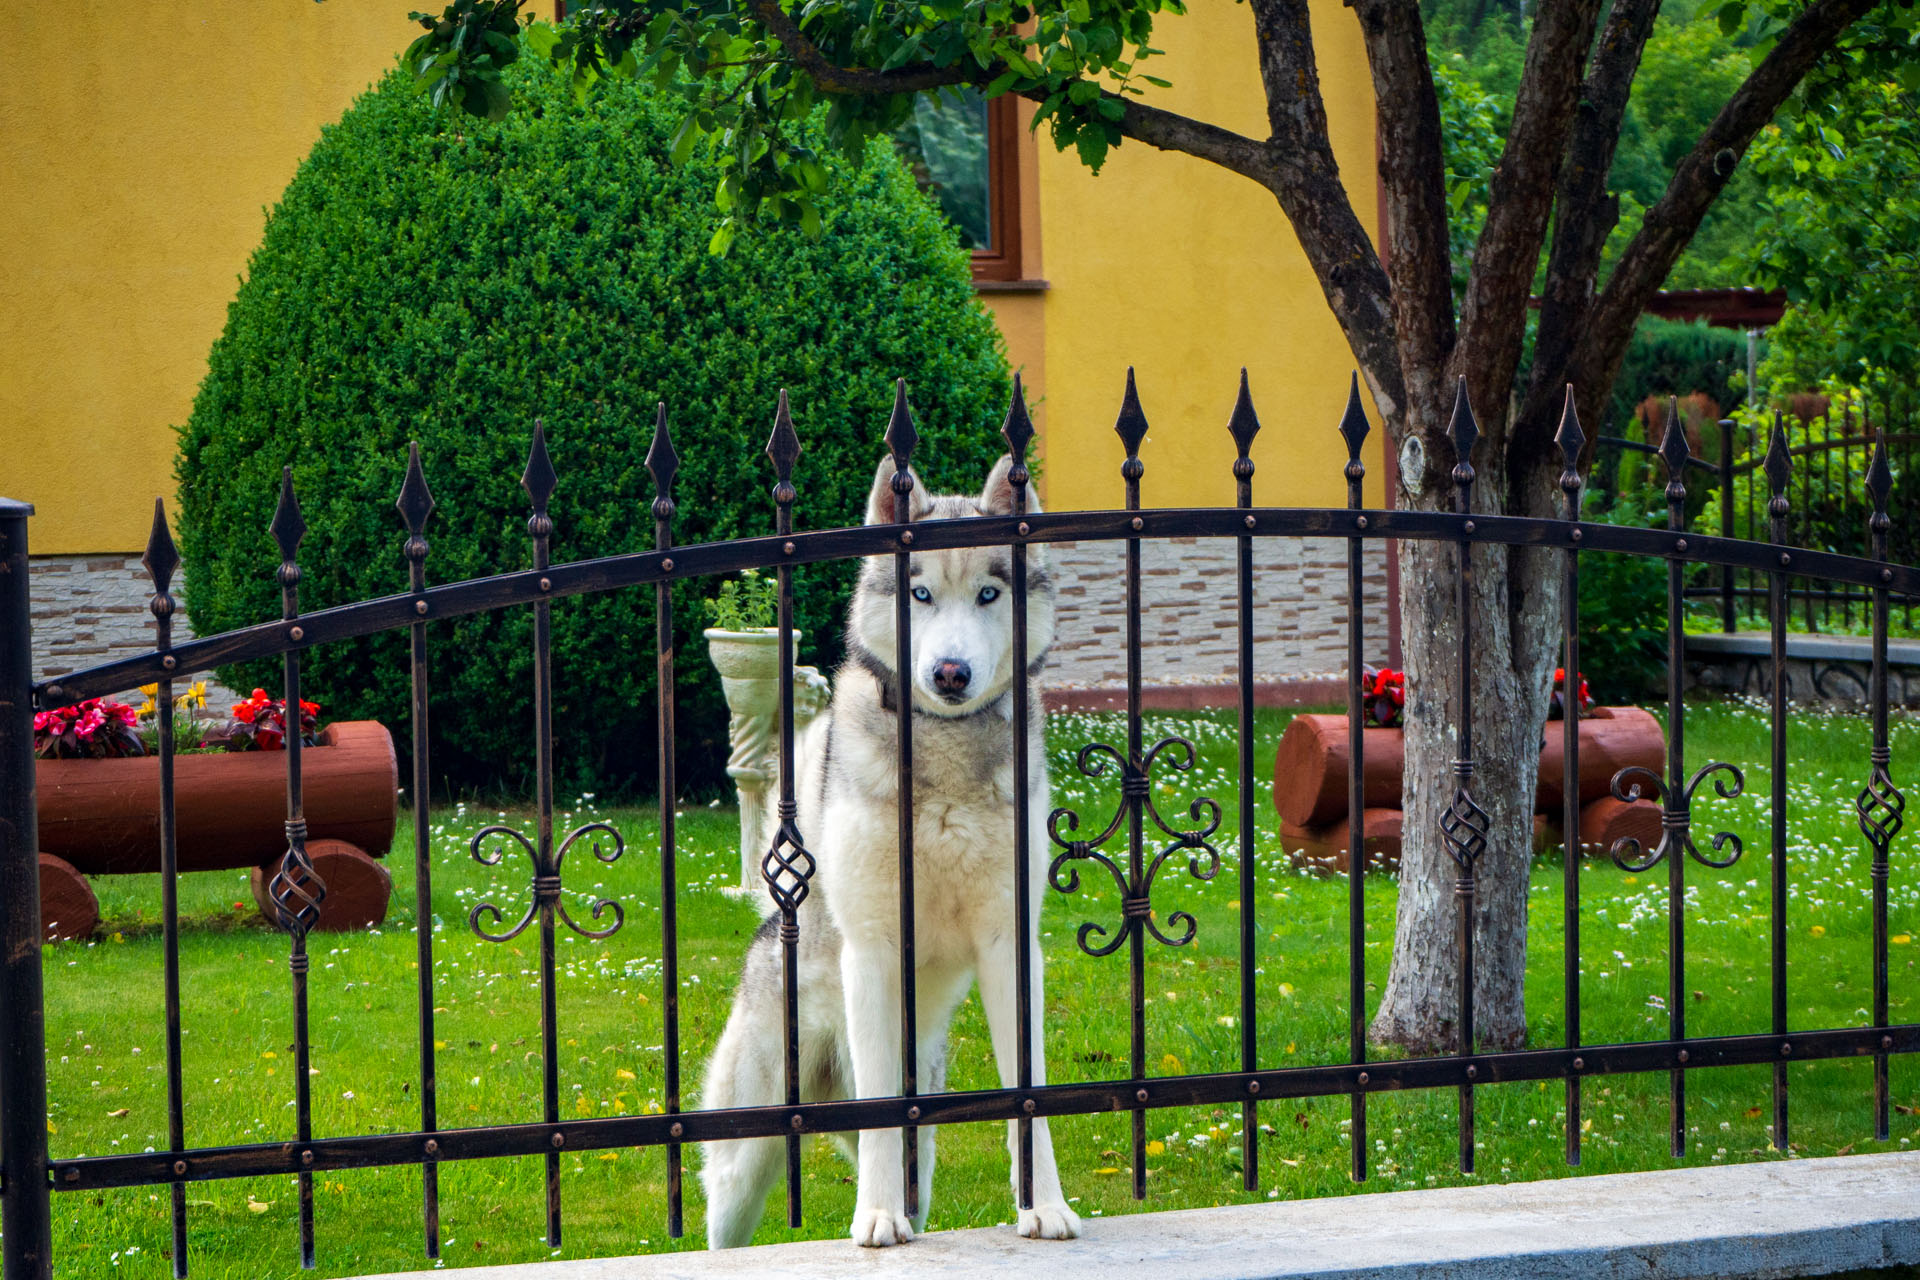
[1571, 0, 1878, 410]
[1516, 0, 1662, 460]
[1452, 0, 1605, 431]
[748, 0, 1276, 187]
[1345, 0, 1453, 458]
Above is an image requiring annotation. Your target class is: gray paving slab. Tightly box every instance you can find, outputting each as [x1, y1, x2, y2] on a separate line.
[350, 1149, 1920, 1279]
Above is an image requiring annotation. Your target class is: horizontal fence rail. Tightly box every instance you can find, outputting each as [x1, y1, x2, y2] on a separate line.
[1, 375, 1913, 1279]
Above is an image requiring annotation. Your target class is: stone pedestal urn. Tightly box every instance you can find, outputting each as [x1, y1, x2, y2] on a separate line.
[703, 628, 830, 895]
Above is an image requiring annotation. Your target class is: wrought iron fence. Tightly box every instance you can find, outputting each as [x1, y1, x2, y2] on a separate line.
[1593, 393, 1919, 633]
[0, 372, 1915, 1279]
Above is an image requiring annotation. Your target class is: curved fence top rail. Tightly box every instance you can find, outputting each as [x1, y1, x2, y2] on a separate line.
[34, 504, 1920, 706]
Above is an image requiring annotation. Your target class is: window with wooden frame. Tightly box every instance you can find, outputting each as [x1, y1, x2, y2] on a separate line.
[893, 91, 1026, 283]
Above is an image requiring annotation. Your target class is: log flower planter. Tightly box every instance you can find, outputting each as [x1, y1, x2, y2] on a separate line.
[1272, 707, 1665, 874]
[34, 720, 398, 939]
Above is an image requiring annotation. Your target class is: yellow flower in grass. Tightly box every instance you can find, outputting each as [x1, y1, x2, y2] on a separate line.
[1810, 925, 1827, 938]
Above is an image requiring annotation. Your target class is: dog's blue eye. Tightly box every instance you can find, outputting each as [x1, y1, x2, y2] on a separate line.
[977, 586, 1000, 605]
[911, 586, 932, 603]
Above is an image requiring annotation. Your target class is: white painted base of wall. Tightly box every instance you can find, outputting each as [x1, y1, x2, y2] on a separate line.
[349, 1150, 1920, 1280]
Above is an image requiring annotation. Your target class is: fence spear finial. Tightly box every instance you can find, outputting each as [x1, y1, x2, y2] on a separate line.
[521, 420, 558, 516]
[1335, 372, 1368, 466]
[1868, 428, 1892, 533]
[1114, 367, 1149, 461]
[885, 378, 919, 478]
[143, 496, 179, 599]
[1002, 372, 1034, 464]
[1229, 368, 1263, 464]
[270, 466, 307, 581]
[1659, 396, 1690, 504]
[396, 442, 436, 541]
[645, 403, 678, 518]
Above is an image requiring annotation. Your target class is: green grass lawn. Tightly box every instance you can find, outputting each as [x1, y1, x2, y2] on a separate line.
[44, 700, 1920, 1278]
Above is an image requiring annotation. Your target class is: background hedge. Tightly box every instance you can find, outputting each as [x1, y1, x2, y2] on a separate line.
[177, 57, 1012, 799]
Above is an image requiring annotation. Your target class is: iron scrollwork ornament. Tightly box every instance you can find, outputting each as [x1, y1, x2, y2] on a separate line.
[1608, 763, 1747, 872]
[1047, 736, 1222, 955]
[468, 821, 627, 942]
[1856, 761, 1905, 860]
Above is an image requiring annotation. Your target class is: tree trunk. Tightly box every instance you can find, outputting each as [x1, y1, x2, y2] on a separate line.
[1369, 430, 1564, 1055]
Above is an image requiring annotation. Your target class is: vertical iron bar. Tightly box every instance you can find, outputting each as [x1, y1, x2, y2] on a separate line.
[1765, 418, 1791, 1150]
[1116, 370, 1149, 1202]
[765, 393, 811, 1229]
[396, 444, 440, 1258]
[885, 381, 921, 1219]
[0, 496, 53, 1280]
[1555, 392, 1585, 1168]
[646, 407, 684, 1238]
[1658, 400, 1688, 1161]
[143, 501, 190, 1277]
[1004, 377, 1037, 1211]
[1335, 376, 1369, 1184]
[1719, 418, 1735, 633]
[1443, 379, 1482, 1175]
[520, 423, 564, 1249]
[1860, 430, 1899, 1141]
[266, 468, 319, 1269]
[1230, 371, 1264, 1192]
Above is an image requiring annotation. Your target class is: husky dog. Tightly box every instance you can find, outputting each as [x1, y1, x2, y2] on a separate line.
[700, 454, 1080, 1249]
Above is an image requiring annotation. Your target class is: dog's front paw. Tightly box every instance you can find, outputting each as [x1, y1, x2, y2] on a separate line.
[850, 1206, 915, 1248]
[1016, 1201, 1081, 1240]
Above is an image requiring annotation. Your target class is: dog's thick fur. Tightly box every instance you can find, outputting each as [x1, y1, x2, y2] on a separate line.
[700, 454, 1080, 1249]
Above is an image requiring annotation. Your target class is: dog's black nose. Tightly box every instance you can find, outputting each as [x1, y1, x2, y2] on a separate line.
[933, 660, 972, 697]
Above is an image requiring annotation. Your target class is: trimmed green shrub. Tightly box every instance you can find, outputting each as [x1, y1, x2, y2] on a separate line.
[177, 58, 1011, 798]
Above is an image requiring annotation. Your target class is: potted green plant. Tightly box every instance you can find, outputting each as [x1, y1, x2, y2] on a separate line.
[702, 571, 829, 895]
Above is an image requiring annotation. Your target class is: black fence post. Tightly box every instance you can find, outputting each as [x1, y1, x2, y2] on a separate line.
[1719, 418, 1736, 632]
[0, 497, 52, 1280]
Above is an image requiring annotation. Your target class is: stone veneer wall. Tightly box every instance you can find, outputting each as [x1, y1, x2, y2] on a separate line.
[29, 554, 236, 702]
[1043, 535, 1392, 693]
[31, 540, 1389, 706]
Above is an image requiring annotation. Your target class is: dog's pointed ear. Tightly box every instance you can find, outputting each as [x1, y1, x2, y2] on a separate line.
[978, 453, 1042, 517]
[864, 455, 928, 526]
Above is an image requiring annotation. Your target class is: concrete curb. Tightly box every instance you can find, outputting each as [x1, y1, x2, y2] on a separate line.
[350, 1150, 1920, 1279]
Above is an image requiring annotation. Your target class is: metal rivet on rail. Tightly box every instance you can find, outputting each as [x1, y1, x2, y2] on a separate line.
[1356, 516, 1369, 530]
[1884, 569, 1895, 583]
[1018, 522, 1031, 537]
[783, 541, 795, 556]
[162, 655, 177, 671]
[1570, 528, 1583, 543]
[47, 684, 63, 699]
[1245, 515, 1256, 529]
[1780, 553, 1792, 566]
[1781, 1042, 1793, 1057]
[424, 1139, 439, 1156]
[669, 1122, 684, 1139]
[301, 1150, 314, 1167]
[1131, 517, 1144, 531]
[1135, 1088, 1149, 1104]
[1677, 1049, 1690, 1064]
[1022, 1098, 1036, 1115]
[1465, 1065, 1477, 1080]
[661, 558, 674, 573]
[1675, 538, 1688, 553]
[901, 530, 914, 546]
[63, 1168, 79, 1184]
[551, 1132, 566, 1148]
[172, 1160, 188, 1177]
[907, 1106, 921, 1122]
[539, 577, 552, 593]
[1357, 1071, 1369, 1087]
[1247, 1080, 1261, 1096]
[1463, 520, 1476, 534]
[289, 625, 305, 643]
[415, 599, 429, 616]
[1883, 1035, 1894, 1051]
[790, 1114, 805, 1131]
[1572, 1057, 1584, 1071]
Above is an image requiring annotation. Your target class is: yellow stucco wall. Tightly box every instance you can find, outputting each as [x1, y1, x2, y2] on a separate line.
[1031, 0, 1383, 512]
[3, 2, 1376, 551]
[0, 0, 419, 555]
